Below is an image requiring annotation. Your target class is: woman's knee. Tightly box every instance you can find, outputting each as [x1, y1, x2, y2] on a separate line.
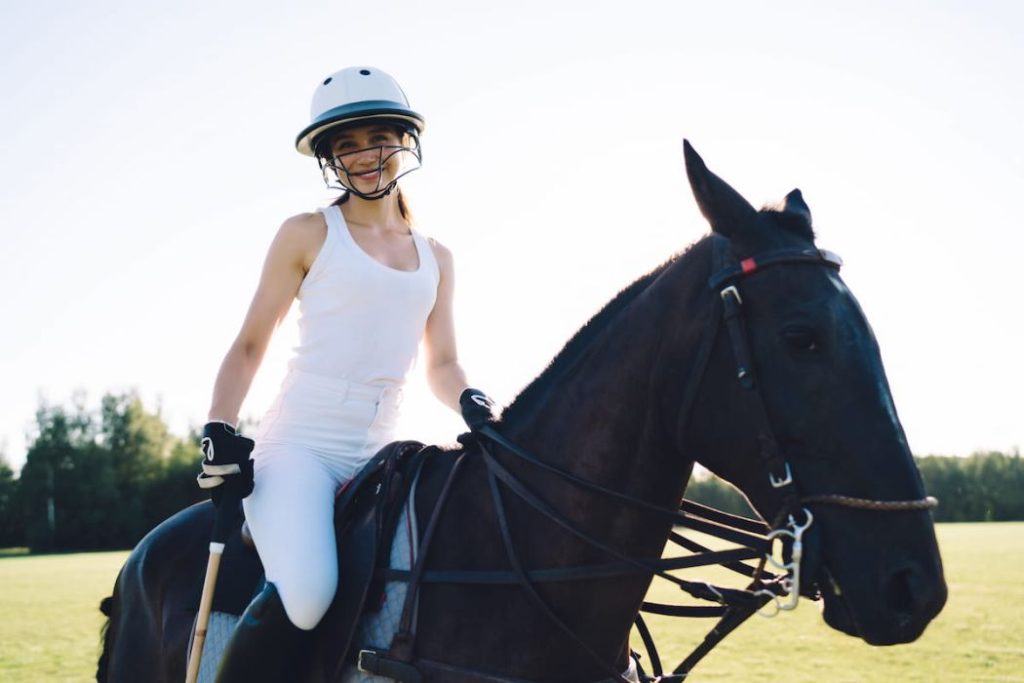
[277, 567, 338, 631]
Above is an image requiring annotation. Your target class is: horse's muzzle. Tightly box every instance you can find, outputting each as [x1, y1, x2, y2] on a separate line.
[820, 560, 947, 645]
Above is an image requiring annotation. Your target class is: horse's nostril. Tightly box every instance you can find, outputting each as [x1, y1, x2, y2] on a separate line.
[883, 565, 926, 617]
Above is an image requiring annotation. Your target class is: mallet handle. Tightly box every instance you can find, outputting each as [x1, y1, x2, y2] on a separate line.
[185, 542, 225, 683]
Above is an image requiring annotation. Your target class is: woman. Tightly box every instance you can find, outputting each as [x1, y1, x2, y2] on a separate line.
[196, 66, 496, 682]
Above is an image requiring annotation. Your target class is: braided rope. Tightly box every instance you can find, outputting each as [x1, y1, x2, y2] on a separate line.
[800, 494, 938, 511]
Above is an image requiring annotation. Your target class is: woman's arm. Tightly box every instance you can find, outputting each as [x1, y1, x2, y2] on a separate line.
[422, 240, 472, 413]
[207, 213, 325, 424]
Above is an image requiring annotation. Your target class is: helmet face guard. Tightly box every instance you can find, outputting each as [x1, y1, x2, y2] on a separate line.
[314, 127, 423, 200]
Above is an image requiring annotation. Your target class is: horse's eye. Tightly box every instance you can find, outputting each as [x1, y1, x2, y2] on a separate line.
[782, 328, 819, 351]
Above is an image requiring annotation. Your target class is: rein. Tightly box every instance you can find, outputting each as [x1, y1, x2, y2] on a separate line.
[363, 241, 937, 683]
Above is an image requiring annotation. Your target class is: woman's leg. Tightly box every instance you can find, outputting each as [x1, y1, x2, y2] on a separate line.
[214, 446, 340, 682]
[243, 445, 341, 630]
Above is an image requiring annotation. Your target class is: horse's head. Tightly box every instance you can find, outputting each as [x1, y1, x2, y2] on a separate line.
[679, 141, 946, 644]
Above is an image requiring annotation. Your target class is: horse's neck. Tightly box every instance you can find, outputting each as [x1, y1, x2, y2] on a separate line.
[502, 243, 713, 530]
[473, 243, 713, 668]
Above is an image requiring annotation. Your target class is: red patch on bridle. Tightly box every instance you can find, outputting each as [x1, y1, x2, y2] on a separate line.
[740, 258, 757, 274]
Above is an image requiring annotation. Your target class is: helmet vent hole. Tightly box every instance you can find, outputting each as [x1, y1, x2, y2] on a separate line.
[323, 77, 332, 85]
[359, 69, 371, 75]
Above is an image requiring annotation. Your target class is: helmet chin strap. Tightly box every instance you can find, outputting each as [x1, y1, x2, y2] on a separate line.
[343, 179, 399, 201]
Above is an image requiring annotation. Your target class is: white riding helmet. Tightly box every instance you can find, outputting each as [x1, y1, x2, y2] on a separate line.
[295, 66, 425, 157]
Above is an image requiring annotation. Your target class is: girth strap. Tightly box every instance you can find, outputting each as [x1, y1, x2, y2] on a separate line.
[358, 650, 642, 683]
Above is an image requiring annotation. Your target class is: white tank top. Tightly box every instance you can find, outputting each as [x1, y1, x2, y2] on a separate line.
[286, 204, 440, 387]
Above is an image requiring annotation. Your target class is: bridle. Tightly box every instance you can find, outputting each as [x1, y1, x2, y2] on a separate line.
[704, 238, 937, 624]
[706, 238, 940, 518]
[360, 239, 937, 683]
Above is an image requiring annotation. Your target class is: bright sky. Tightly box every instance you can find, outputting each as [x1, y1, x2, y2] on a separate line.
[1, 1, 1021, 472]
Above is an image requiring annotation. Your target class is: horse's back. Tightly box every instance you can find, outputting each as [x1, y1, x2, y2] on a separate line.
[102, 501, 214, 682]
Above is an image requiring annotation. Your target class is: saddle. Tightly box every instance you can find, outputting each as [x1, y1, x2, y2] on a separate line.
[312, 439, 435, 680]
[210, 439, 437, 681]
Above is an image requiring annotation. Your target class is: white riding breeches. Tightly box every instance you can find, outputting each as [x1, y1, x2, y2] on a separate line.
[242, 370, 402, 630]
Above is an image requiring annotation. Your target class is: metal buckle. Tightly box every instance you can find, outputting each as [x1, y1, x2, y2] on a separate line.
[720, 285, 742, 304]
[357, 648, 423, 683]
[769, 462, 793, 489]
[703, 582, 725, 605]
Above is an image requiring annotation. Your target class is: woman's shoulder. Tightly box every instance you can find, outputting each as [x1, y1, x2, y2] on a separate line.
[276, 211, 328, 247]
[280, 211, 327, 238]
[269, 211, 328, 269]
[421, 234, 452, 262]
[421, 234, 453, 276]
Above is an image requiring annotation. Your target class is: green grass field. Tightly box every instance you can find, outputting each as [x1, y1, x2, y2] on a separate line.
[1, 523, 1021, 682]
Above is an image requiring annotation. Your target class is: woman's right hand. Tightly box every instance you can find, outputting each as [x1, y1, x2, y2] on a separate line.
[196, 421, 255, 507]
[459, 388, 497, 432]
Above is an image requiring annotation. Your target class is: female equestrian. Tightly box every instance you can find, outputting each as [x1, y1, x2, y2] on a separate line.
[196, 66, 495, 682]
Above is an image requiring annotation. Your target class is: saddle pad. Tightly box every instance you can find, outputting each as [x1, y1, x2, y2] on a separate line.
[190, 498, 419, 683]
[192, 611, 239, 683]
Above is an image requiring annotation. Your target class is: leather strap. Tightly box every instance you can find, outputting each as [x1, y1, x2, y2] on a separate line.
[358, 649, 423, 682]
[388, 451, 469, 663]
[484, 453, 634, 683]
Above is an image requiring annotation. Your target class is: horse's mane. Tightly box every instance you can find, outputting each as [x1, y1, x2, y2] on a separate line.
[500, 238, 706, 424]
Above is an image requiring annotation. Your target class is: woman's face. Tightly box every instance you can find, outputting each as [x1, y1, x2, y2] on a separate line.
[326, 123, 407, 194]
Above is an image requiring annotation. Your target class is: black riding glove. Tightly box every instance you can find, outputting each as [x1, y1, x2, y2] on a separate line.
[459, 388, 497, 433]
[196, 421, 255, 507]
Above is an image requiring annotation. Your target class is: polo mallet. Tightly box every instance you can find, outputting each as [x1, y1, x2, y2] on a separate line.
[185, 492, 243, 683]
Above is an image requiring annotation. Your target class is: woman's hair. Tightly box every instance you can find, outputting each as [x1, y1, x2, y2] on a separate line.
[331, 188, 414, 225]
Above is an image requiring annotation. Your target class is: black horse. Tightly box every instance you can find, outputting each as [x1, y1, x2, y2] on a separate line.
[97, 142, 946, 682]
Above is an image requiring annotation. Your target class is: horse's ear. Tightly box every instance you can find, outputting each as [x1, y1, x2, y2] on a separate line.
[783, 188, 813, 227]
[683, 139, 756, 238]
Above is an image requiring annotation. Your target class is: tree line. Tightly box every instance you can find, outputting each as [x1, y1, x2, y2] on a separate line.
[0, 392, 1020, 552]
[684, 450, 1024, 524]
[0, 392, 206, 551]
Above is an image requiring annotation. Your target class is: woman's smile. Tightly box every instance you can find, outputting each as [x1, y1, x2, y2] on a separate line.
[352, 168, 381, 181]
